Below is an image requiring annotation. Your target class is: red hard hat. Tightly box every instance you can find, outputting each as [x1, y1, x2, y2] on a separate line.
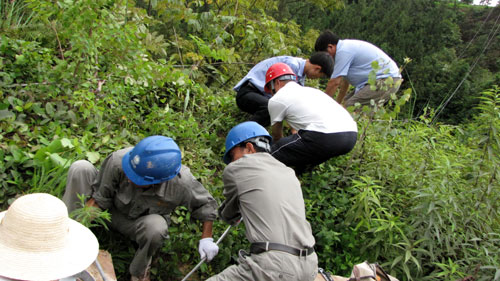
[264, 63, 297, 93]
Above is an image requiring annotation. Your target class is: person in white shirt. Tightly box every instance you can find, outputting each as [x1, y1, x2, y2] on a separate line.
[266, 63, 358, 174]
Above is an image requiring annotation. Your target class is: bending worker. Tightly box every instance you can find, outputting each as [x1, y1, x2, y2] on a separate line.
[266, 63, 358, 174]
[62, 136, 218, 281]
[207, 121, 318, 281]
[234, 53, 333, 126]
[315, 30, 402, 107]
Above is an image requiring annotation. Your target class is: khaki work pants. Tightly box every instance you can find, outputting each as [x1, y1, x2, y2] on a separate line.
[206, 250, 318, 281]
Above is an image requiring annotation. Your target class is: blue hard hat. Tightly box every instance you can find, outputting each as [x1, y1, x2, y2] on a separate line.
[122, 136, 182, 186]
[223, 121, 272, 164]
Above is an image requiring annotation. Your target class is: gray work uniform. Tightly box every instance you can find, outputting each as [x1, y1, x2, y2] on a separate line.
[207, 153, 317, 281]
[62, 148, 217, 277]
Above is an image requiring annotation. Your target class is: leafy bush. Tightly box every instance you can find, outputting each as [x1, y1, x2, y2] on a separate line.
[0, 1, 499, 281]
[302, 88, 499, 280]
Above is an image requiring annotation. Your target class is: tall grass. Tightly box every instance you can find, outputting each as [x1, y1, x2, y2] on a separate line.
[0, 0, 34, 32]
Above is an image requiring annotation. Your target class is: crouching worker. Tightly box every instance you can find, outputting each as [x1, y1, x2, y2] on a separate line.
[266, 63, 358, 174]
[62, 136, 219, 281]
[234, 53, 334, 127]
[206, 121, 318, 281]
[0, 193, 99, 281]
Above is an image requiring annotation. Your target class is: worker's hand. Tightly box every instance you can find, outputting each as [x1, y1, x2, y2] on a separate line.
[198, 237, 219, 262]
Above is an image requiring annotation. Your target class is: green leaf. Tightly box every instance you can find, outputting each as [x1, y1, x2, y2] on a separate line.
[86, 151, 100, 164]
[0, 109, 15, 120]
[102, 135, 110, 144]
[60, 138, 74, 148]
[48, 153, 70, 168]
[45, 102, 55, 116]
[404, 250, 411, 263]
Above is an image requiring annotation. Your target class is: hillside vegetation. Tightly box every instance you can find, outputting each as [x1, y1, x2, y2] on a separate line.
[0, 0, 499, 280]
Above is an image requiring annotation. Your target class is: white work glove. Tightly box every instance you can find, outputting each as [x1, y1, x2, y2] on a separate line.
[198, 237, 219, 262]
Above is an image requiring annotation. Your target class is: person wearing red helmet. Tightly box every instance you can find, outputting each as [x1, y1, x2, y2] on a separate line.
[62, 136, 218, 281]
[266, 63, 358, 174]
[233, 53, 333, 127]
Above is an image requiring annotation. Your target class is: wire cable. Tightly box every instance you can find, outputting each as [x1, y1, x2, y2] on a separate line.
[432, 12, 500, 124]
[417, 6, 498, 119]
[458, 6, 495, 58]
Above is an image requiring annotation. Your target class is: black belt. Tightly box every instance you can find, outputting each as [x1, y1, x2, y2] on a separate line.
[250, 242, 315, 257]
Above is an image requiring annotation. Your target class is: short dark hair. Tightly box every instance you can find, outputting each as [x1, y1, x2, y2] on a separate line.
[314, 30, 340, 52]
[309, 52, 334, 77]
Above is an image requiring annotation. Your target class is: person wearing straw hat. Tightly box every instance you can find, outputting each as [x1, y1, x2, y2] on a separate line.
[62, 136, 218, 281]
[0, 193, 99, 281]
[206, 121, 318, 281]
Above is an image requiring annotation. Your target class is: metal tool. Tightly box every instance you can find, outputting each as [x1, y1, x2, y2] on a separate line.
[95, 258, 109, 281]
[181, 219, 241, 281]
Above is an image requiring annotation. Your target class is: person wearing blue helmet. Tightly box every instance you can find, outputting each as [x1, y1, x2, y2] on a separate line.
[62, 136, 218, 281]
[208, 121, 318, 281]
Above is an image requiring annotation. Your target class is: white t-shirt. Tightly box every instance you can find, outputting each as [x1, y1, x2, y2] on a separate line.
[268, 82, 357, 133]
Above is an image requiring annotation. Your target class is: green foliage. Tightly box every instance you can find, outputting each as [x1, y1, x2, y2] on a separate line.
[271, 0, 344, 32]
[0, 0, 35, 35]
[144, 0, 307, 91]
[28, 165, 68, 198]
[1, 1, 499, 281]
[302, 87, 499, 280]
[70, 194, 112, 230]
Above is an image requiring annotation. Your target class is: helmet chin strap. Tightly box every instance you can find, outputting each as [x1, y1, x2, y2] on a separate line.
[270, 80, 276, 95]
[249, 137, 271, 153]
[271, 76, 295, 95]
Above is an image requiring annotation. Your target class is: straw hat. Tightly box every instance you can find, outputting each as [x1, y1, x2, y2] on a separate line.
[0, 193, 99, 281]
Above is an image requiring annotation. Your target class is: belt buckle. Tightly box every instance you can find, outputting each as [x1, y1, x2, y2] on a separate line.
[299, 248, 306, 257]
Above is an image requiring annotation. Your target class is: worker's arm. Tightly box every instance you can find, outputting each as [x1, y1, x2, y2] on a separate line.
[272, 121, 284, 142]
[91, 152, 122, 210]
[198, 220, 218, 261]
[324, 76, 343, 98]
[180, 167, 218, 223]
[83, 197, 102, 223]
[85, 197, 102, 209]
[336, 78, 350, 105]
[218, 166, 241, 225]
[201, 220, 214, 238]
[325, 77, 350, 104]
